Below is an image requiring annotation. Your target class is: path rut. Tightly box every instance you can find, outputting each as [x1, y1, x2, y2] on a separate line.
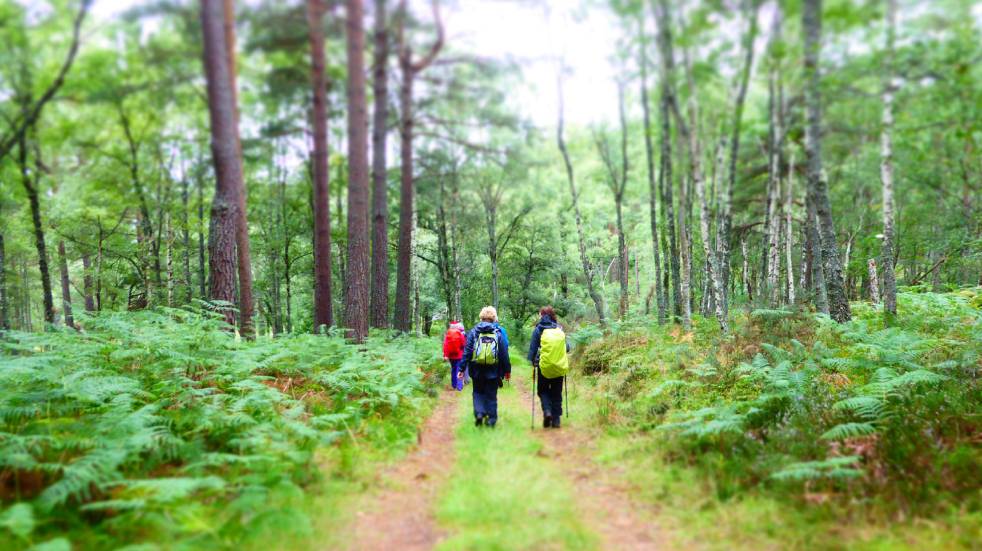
[345, 389, 459, 551]
[519, 372, 669, 551]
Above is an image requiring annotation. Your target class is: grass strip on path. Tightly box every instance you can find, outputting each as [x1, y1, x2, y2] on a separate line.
[435, 362, 599, 551]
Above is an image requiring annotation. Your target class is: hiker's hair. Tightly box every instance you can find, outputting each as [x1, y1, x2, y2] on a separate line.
[479, 306, 498, 322]
[539, 305, 557, 321]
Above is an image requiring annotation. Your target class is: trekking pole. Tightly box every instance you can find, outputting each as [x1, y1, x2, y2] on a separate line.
[531, 364, 536, 430]
[565, 372, 570, 419]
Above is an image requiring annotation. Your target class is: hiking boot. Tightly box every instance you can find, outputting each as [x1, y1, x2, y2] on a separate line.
[543, 415, 552, 429]
[551, 417, 561, 429]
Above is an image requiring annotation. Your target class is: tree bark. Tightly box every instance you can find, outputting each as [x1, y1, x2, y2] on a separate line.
[868, 258, 881, 304]
[803, 0, 850, 322]
[655, 2, 681, 322]
[307, 0, 335, 332]
[805, 185, 830, 314]
[558, 70, 606, 327]
[0, 234, 8, 330]
[196, 166, 207, 298]
[638, 13, 666, 324]
[393, 0, 443, 332]
[785, 152, 796, 304]
[200, 0, 253, 331]
[764, 8, 785, 304]
[879, 0, 898, 323]
[718, 0, 760, 320]
[370, 0, 390, 329]
[57, 240, 74, 328]
[344, 0, 371, 342]
[19, 136, 54, 325]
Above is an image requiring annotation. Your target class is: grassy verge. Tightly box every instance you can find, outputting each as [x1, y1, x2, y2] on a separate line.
[435, 367, 598, 551]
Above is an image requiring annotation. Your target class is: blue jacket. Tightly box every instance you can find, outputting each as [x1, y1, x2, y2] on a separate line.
[464, 321, 511, 380]
[527, 315, 569, 366]
[494, 322, 510, 348]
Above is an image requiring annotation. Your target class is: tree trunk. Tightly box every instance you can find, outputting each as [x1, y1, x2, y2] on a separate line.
[449, 165, 464, 320]
[181, 170, 193, 303]
[306, 0, 334, 332]
[344, 0, 371, 342]
[558, 72, 606, 327]
[0, 234, 8, 330]
[785, 153, 796, 304]
[868, 258, 881, 304]
[197, 167, 207, 298]
[370, 0, 390, 329]
[765, 10, 785, 305]
[200, 0, 253, 331]
[805, 187, 830, 314]
[718, 0, 760, 321]
[19, 137, 54, 325]
[393, 0, 443, 332]
[880, 0, 898, 323]
[166, 214, 174, 307]
[803, 0, 850, 322]
[638, 13, 666, 324]
[616, 83, 630, 320]
[56, 240, 73, 328]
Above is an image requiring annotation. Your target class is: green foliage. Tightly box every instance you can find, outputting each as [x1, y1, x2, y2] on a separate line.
[0, 309, 442, 549]
[577, 291, 982, 514]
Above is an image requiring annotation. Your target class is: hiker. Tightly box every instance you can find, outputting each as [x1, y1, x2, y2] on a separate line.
[528, 306, 570, 429]
[463, 306, 511, 428]
[443, 321, 467, 391]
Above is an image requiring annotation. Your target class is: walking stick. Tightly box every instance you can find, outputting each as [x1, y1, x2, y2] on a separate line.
[564, 372, 570, 419]
[531, 363, 536, 430]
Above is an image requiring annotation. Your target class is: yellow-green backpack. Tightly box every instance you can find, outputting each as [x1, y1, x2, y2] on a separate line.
[539, 327, 569, 379]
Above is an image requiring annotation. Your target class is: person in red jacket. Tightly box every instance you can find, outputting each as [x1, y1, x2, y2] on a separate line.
[443, 321, 467, 391]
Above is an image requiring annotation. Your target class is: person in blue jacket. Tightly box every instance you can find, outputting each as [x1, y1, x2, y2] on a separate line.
[463, 306, 511, 428]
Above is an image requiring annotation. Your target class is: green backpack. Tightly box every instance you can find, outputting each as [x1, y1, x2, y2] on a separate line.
[538, 327, 569, 379]
[472, 329, 499, 366]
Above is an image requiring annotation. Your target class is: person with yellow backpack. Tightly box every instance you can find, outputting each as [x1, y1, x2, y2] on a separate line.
[527, 306, 570, 429]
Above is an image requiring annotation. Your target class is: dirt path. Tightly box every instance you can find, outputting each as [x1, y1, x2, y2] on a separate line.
[345, 389, 460, 551]
[519, 374, 669, 551]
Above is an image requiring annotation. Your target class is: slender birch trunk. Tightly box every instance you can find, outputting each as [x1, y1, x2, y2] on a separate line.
[880, 0, 898, 323]
[638, 13, 666, 324]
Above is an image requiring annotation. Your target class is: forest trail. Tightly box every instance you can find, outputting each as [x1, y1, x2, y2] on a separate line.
[344, 388, 460, 551]
[515, 367, 669, 551]
[339, 359, 669, 551]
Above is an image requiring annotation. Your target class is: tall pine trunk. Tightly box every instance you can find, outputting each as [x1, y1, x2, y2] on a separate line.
[370, 0, 390, 329]
[200, 0, 252, 331]
[785, 153, 796, 304]
[344, 0, 371, 342]
[803, 0, 850, 322]
[393, 0, 442, 332]
[306, 0, 334, 331]
[879, 0, 898, 323]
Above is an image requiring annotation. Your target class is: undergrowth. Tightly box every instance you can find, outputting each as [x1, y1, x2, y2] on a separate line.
[0, 308, 443, 550]
[574, 290, 982, 520]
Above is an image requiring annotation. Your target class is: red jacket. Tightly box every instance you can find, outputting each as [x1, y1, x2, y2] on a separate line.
[443, 328, 466, 360]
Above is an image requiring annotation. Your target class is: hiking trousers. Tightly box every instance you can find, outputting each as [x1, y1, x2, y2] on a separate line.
[449, 359, 465, 391]
[472, 377, 500, 426]
[537, 367, 564, 419]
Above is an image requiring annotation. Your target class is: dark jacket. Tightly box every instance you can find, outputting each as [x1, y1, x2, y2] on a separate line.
[464, 321, 511, 380]
[527, 315, 569, 366]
